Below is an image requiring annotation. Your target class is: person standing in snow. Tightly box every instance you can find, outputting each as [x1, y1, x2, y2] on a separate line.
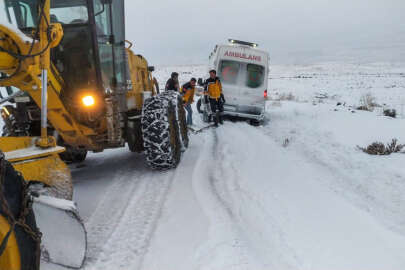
[165, 72, 179, 91]
[181, 78, 196, 126]
[204, 70, 225, 126]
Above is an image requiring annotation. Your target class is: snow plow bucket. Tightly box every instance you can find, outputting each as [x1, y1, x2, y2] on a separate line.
[33, 195, 86, 269]
[0, 137, 87, 268]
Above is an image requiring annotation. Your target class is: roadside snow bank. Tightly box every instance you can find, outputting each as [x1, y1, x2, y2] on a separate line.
[211, 122, 405, 269]
[266, 101, 405, 236]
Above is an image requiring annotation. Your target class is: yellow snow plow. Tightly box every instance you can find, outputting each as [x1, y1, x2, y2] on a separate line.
[0, 0, 86, 268]
[0, 0, 187, 269]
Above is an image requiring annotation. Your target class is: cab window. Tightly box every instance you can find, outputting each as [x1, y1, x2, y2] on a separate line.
[4, 0, 37, 28]
[50, 0, 88, 25]
[4, 0, 88, 28]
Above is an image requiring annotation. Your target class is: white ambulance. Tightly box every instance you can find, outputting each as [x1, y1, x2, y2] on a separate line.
[199, 39, 269, 123]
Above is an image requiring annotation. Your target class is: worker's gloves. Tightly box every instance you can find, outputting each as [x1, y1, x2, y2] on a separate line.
[220, 94, 226, 104]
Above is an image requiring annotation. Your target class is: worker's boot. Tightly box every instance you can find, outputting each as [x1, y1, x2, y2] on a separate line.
[214, 111, 219, 127]
[219, 114, 224, 125]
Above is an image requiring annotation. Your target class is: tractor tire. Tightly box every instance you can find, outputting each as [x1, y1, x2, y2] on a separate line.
[160, 91, 189, 149]
[141, 94, 181, 170]
[73, 149, 88, 163]
[0, 157, 40, 270]
[56, 136, 87, 163]
[175, 96, 189, 149]
[127, 120, 144, 152]
[58, 146, 87, 163]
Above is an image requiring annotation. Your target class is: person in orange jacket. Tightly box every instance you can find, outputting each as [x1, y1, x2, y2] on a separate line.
[204, 70, 225, 126]
[181, 78, 196, 126]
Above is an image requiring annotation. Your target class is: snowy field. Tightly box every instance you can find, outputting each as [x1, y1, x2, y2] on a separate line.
[39, 62, 405, 270]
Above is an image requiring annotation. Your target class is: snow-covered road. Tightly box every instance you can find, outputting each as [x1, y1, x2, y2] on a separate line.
[142, 119, 405, 270]
[52, 115, 405, 270]
[42, 63, 405, 270]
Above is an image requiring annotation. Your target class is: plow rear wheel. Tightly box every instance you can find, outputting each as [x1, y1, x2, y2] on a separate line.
[176, 95, 189, 149]
[142, 94, 181, 169]
[127, 120, 144, 153]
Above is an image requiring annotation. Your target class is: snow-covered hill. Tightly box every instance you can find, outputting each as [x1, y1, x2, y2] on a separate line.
[156, 62, 405, 115]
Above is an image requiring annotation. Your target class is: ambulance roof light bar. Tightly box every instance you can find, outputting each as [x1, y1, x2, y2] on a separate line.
[228, 39, 258, 48]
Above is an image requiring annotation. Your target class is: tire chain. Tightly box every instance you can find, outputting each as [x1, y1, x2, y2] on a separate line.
[161, 91, 189, 148]
[142, 92, 180, 169]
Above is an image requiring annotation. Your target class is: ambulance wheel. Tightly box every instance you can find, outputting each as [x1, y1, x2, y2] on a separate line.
[249, 119, 261, 126]
[0, 157, 40, 270]
[203, 110, 211, 123]
[196, 98, 202, 114]
[142, 95, 181, 169]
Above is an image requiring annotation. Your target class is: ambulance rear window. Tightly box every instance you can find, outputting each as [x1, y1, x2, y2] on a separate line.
[219, 60, 240, 85]
[246, 64, 265, 88]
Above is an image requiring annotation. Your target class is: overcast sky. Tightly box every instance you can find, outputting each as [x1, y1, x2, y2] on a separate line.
[125, 0, 405, 65]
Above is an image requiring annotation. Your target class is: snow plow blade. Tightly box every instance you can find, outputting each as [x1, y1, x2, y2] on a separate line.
[33, 195, 87, 269]
[0, 137, 86, 268]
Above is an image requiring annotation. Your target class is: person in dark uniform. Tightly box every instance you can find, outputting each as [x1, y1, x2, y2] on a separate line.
[204, 70, 225, 126]
[181, 78, 196, 126]
[165, 72, 179, 91]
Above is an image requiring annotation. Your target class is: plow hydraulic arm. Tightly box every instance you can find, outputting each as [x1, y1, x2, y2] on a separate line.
[0, 17, 99, 150]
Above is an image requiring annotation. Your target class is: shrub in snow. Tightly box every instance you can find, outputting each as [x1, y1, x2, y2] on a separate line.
[383, 109, 396, 118]
[357, 93, 379, 111]
[358, 139, 404, 155]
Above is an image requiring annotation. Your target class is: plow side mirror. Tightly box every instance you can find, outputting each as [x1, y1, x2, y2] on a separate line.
[197, 78, 204, 86]
[148, 66, 155, 72]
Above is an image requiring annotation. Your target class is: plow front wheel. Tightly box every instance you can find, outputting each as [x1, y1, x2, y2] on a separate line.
[0, 216, 21, 270]
[0, 158, 40, 270]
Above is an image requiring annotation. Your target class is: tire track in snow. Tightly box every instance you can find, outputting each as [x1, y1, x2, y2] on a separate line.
[83, 161, 144, 265]
[86, 170, 176, 270]
[191, 128, 265, 269]
[209, 131, 238, 219]
[209, 124, 303, 269]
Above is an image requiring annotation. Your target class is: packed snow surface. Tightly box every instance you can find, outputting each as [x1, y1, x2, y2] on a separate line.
[39, 62, 405, 270]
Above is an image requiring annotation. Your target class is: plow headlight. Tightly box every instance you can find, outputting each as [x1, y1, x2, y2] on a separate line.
[82, 95, 95, 107]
